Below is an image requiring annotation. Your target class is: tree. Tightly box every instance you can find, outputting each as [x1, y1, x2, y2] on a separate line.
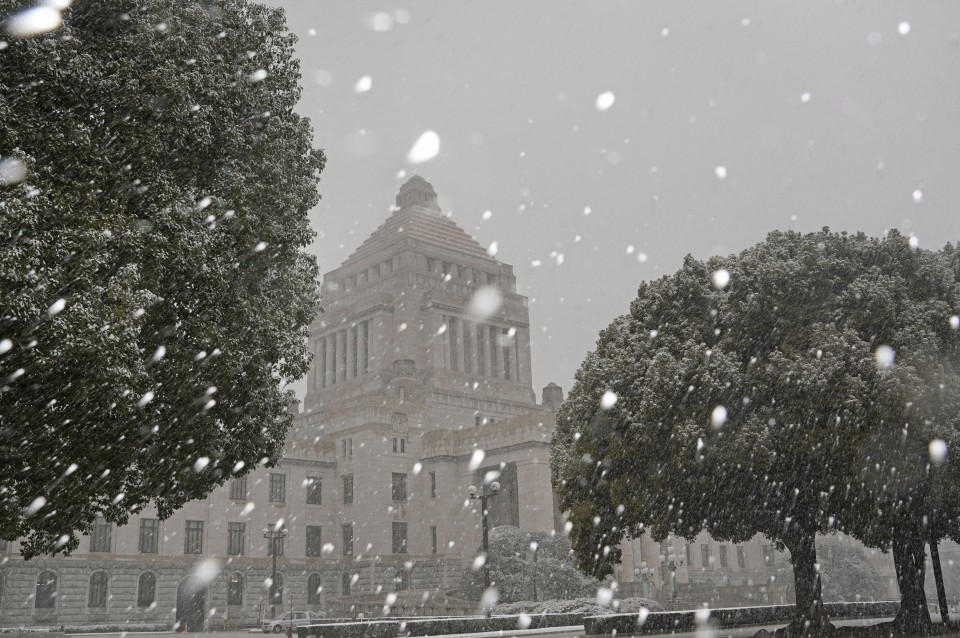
[816, 535, 888, 603]
[0, 0, 324, 557]
[460, 526, 600, 603]
[552, 230, 960, 636]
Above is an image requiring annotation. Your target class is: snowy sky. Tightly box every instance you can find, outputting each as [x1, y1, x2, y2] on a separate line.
[263, 0, 960, 402]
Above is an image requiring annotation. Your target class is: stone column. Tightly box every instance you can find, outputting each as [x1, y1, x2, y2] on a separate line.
[464, 321, 477, 374]
[315, 339, 325, 389]
[337, 330, 347, 383]
[346, 324, 356, 379]
[454, 317, 465, 372]
[325, 334, 335, 387]
[358, 320, 368, 375]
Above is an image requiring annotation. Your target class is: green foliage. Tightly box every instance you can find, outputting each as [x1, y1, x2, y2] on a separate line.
[816, 535, 889, 603]
[552, 229, 960, 626]
[460, 526, 601, 603]
[0, 0, 324, 556]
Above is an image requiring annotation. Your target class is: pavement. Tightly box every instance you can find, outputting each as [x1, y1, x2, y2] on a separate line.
[54, 617, 960, 638]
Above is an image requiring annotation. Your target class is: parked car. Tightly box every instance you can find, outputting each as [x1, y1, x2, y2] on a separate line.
[262, 611, 325, 633]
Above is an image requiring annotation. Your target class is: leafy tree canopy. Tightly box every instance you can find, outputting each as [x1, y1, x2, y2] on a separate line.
[0, 0, 324, 557]
[461, 526, 601, 603]
[552, 229, 960, 634]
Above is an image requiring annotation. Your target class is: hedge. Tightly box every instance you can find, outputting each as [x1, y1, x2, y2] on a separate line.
[583, 601, 902, 636]
[297, 612, 587, 638]
[1, 624, 170, 634]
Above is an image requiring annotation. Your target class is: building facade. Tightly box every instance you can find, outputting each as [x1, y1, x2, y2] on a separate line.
[0, 177, 561, 628]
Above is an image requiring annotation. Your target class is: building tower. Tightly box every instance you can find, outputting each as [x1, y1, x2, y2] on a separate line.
[287, 175, 562, 606]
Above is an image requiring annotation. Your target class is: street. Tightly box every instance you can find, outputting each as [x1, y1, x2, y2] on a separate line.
[47, 617, 960, 638]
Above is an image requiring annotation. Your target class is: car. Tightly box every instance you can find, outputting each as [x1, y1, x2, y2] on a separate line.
[261, 611, 325, 634]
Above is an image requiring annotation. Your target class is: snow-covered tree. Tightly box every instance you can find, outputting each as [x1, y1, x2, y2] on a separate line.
[0, 0, 324, 557]
[816, 536, 888, 603]
[552, 229, 960, 636]
[460, 526, 600, 603]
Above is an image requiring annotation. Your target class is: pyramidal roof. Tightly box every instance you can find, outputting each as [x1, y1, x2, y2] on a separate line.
[340, 176, 490, 267]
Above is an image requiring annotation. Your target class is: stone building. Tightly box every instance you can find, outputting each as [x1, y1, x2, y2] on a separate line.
[0, 177, 561, 628]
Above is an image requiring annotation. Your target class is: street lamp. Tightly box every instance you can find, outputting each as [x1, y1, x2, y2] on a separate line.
[263, 525, 288, 619]
[633, 561, 657, 599]
[467, 481, 500, 590]
[659, 543, 683, 602]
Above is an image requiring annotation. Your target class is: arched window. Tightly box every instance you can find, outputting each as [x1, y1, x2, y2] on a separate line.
[137, 572, 156, 608]
[307, 573, 322, 605]
[227, 572, 243, 606]
[88, 571, 108, 607]
[36, 571, 57, 608]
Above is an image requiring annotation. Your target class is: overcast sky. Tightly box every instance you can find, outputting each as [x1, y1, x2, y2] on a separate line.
[263, 0, 960, 401]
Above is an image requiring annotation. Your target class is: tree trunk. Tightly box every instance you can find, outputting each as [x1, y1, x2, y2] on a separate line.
[893, 532, 932, 634]
[779, 534, 832, 637]
[929, 535, 949, 623]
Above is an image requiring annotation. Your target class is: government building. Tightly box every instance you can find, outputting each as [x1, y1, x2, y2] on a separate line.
[0, 178, 918, 629]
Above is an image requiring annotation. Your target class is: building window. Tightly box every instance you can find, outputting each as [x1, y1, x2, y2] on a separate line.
[139, 518, 159, 554]
[307, 573, 322, 605]
[341, 438, 353, 460]
[429, 471, 437, 498]
[701, 544, 712, 569]
[719, 544, 729, 568]
[269, 473, 286, 502]
[392, 522, 408, 554]
[0, 539, 8, 551]
[36, 571, 57, 609]
[137, 572, 156, 607]
[227, 572, 243, 606]
[394, 569, 409, 591]
[342, 474, 354, 505]
[763, 544, 775, 565]
[737, 545, 747, 569]
[430, 526, 437, 555]
[185, 520, 203, 554]
[392, 473, 407, 502]
[476, 328, 486, 375]
[685, 543, 692, 565]
[90, 517, 112, 553]
[342, 524, 353, 556]
[306, 476, 322, 505]
[392, 437, 407, 453]
[306, 526, 323, 557]
[228, 522, 245, 556]
[341, 572, 352, 596]
[88, 571, 108, 608]
[230, 477, 247, 500]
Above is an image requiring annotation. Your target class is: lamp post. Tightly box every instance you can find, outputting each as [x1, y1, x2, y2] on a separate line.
[634, 561, 656, 599]
[263, 526, 288, 619]
[659, 543, 683, 602]
[467, 481, 500, 590]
